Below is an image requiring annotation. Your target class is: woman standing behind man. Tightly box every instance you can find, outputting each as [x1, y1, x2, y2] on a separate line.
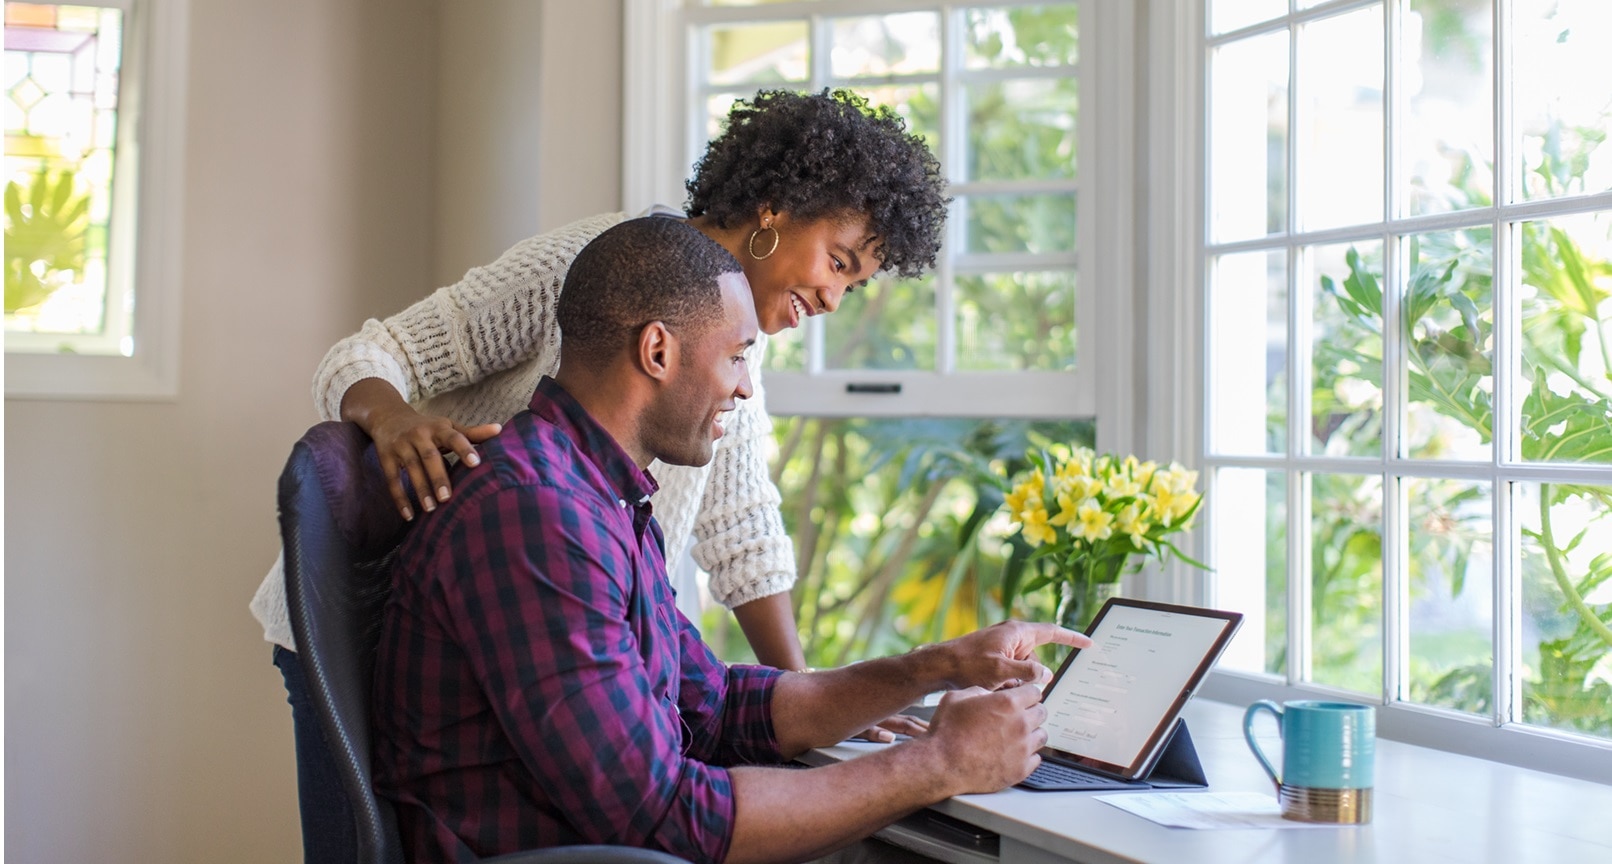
[253, 88, 950, 864]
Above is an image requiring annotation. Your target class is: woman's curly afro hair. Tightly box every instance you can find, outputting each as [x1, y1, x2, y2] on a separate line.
[685, 89, 949, 279]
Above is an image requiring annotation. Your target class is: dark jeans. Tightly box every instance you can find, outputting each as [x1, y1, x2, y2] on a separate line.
[275, 645, 358, 864]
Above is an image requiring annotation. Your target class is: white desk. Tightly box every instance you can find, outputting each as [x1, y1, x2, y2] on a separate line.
[799, 699, 1612, 864]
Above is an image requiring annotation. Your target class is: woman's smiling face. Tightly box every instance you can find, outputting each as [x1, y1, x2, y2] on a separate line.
[739, 210, 883, 335]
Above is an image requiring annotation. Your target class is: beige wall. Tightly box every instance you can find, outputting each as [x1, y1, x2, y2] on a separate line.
[433, 0, 622, 286]
[3, 1, 623, 862]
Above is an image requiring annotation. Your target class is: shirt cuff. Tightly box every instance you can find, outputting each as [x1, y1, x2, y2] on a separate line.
[719, 664, 785, 765]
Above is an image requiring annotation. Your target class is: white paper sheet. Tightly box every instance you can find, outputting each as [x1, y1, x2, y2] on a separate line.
[1094, 792, 1357, 829]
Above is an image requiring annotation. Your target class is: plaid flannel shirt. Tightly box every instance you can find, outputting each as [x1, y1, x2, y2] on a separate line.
[373, 377, 783, 864]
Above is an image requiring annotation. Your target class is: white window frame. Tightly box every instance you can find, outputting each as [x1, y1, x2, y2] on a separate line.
[1167, 0, 1612, 782]
[5, 0, 189, 400]
[628, 0, 1612, 781]
[623, 0, 1139, 445]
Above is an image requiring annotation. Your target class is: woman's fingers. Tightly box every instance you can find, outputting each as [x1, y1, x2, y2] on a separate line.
[373, 413, 503, 520]
[379, 451, 416, 521]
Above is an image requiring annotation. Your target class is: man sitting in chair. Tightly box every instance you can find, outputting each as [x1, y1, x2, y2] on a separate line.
[371, 216, 1088, 864]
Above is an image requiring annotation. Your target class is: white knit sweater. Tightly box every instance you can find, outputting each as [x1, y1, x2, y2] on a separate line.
[250, 210, 796, 651]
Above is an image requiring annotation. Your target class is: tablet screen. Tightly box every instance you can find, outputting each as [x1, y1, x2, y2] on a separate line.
[1039, 599, 1242, 778]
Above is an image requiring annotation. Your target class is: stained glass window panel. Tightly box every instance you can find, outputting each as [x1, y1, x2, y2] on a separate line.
[5, 2, 127, 351]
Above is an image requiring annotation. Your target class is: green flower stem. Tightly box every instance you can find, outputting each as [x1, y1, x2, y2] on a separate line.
[1538, 484, 1612, 650]
[1594, 312, 1612, 384]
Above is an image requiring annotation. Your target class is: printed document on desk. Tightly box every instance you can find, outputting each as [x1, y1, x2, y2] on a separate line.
[1095, 792, 1352, 829]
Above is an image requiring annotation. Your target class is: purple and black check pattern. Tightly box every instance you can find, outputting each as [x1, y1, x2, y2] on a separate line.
[372, 377, 782, 864]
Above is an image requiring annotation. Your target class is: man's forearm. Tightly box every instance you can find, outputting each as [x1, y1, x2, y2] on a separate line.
[766, 621, 1070, 756]
[767, 646, 955, 756]
[725, 737, 956, 864]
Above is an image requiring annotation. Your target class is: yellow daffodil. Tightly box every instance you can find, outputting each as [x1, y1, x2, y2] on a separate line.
[1001, 446, 1207, 624]
[1054, 456, 1089, 483]
[1106, 474, 1143, 499]
[1149, 485, 1200, 527]
[1128, 457, 1159, 490]
[1063, 474, 1104, 504]
[1115, 503, 1150, 548]
[1048, 490, 1079, 528]
[1021, 506, 1056, 547]
[1004, 472, 1044, 523]
[1071, 502, 1115, 543]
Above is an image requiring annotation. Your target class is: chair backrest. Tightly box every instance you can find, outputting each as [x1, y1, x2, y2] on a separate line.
[278, 421, 691, 864]
[279, 421, 410, 864]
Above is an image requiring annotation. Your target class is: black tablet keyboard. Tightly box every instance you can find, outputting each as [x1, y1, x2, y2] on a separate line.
[1018, 759, 1135, 791]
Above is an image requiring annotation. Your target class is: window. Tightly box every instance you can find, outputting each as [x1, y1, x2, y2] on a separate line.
[4, 0, 188, 399]
[1201, 0, 1612, 770]
[625, 0, 1130, 663]
[626, 0, 1124, 420]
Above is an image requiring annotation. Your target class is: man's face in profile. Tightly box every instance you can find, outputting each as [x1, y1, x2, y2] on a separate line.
[644, 271, 758, 467]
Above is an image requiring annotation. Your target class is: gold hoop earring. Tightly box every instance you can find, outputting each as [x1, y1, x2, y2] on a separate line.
[748, 224, 780, 260]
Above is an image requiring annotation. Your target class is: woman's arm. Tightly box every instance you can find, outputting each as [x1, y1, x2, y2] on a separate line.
[688, 342, 806, 668]
[311, 212, 627, 517]
[730, 592, 805, 671]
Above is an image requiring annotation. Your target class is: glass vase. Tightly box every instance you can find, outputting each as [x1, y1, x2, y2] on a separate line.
[1056, 576, 1123, 634]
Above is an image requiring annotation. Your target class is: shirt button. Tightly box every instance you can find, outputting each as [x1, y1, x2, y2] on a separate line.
[618, 498, 627, 508]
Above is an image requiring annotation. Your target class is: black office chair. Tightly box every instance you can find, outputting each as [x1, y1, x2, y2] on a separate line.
[278, 421, 687, 864]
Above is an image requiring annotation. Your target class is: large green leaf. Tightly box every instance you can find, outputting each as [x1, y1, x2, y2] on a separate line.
[4, 169, 92, 314]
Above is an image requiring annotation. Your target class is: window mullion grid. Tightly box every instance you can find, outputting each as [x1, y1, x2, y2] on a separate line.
[937, 3, 962, 376]
[1284, 12, 1313, 687]
[805, 11, 830, 375]
[1491, 0, 1519, 730]
[1381, 0, 1406, 708]
[1291, 246, 1314, 685]
[1383, 228, 1406, 707]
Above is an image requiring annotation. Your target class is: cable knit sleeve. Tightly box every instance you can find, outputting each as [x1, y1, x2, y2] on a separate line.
[310, 212, 628, 421]
[688, 336, 797, 608]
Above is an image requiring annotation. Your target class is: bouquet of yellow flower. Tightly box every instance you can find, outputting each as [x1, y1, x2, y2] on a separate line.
[1001, 444, 1208, 629]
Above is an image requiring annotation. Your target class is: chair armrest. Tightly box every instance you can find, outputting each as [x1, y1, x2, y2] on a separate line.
[482, 845, 690, 864]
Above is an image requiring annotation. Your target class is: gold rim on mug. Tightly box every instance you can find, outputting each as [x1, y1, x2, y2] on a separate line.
[1277, 785, 1373, 824]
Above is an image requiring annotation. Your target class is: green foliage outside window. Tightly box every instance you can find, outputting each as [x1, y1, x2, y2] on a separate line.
[702, 416, 1094, 668]
[1305, 122, 1612, 737]
[699, 7, 1087, 667]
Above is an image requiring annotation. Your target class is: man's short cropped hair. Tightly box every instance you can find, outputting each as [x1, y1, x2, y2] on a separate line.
[558, 217, 744, 367]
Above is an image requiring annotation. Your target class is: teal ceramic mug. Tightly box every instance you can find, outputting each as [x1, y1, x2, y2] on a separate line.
[1243, 700, 1375, 823]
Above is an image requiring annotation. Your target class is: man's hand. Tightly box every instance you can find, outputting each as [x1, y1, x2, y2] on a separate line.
[925, 684, 1049, 794]
[931, 620, 1091, 692]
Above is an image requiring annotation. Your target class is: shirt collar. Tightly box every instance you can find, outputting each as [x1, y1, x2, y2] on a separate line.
[529, 377, 659, 507]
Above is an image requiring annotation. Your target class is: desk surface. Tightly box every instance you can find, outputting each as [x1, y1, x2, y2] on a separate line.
[801, 700, 1612, 864]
